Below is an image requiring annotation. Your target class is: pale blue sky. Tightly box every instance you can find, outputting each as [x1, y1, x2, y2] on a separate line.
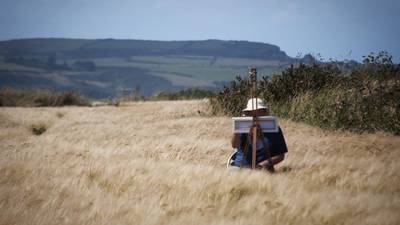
[1, 0, 399, 62]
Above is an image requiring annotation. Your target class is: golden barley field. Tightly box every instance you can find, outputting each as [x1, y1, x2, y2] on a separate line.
[1, 100, 399, 225]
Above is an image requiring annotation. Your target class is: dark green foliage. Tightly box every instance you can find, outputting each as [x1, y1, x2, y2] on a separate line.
[72, 60, 96, 71]
[4, 55, 96, 71]
[46, 56, 57, 69]
[0, 88, 90, 107]
[30, 123, 47, 135]
[260, 63, 342, 102]
[210, 76, 249, 116]
[116, 86, 146, 103]
[4, 55, 69, 71]
[211, 52, 400, 134]
[151, 88, 215, 101]
[4, 56, 48, 69]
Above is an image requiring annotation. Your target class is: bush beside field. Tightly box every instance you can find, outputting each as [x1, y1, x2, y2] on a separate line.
[0, 88, 90, 107]
[211, 52, 400, 134]
[0, 87, 214, 107]
[150, 88, 214, 101]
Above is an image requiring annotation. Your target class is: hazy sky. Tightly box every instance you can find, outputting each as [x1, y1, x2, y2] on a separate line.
[1, 0, 399, 62]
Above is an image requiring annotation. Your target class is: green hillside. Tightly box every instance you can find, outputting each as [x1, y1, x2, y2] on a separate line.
[0, 38, 295, 98]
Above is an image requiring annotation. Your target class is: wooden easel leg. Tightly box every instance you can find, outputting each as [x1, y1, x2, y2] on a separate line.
[252, 127, 257, 169]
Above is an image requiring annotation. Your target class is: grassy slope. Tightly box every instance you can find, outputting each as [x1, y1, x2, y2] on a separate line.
[0, 38, 291, 97]
[0, 55, 285, 97]
[1, 100, 399, 225]
[67, 55, 283, 85]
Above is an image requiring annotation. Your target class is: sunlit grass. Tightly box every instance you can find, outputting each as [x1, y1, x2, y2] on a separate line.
[0, 100, 399, 225]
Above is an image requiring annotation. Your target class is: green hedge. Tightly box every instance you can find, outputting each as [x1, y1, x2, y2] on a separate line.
[151, 88, 214, 101]
[210, 52, 400, 134]
[0, 88, 90, 107]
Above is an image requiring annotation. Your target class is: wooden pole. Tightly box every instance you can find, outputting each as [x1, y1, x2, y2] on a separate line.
[250, 68, 257, 169]
[251, 126, 257, 169]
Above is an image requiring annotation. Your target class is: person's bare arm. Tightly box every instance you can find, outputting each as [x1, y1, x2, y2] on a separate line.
[231, 133, 241, 148]
[270, 154, 285, 165]
[258, 154, 285, 167]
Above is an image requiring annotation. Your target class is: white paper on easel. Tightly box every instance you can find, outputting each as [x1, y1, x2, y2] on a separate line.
[232, 116, 279, 133]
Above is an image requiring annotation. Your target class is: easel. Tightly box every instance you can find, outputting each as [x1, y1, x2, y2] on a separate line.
[240, 68, 275, 172]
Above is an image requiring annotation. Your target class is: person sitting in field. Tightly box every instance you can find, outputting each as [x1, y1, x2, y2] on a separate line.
[231, 98, 288, 171]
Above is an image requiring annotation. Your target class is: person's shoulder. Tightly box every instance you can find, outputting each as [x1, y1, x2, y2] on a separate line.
[262, 126, 284, 137]
[278, 126, 283, 132]
[269, 126, 283, 133]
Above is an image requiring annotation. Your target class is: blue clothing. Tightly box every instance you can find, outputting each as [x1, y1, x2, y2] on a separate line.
[233, 136, 271, 167]
[232, 127, 288, 167]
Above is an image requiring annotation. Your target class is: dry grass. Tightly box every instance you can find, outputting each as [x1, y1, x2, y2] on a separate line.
[0, 100, 399, 225]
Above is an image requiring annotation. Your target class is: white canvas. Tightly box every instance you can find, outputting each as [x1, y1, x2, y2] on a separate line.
[232, 116, 279, 133]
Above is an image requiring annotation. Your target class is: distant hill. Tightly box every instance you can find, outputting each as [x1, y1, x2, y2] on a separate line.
[0, 38, 290, 60]
[0, 38, 296, 98]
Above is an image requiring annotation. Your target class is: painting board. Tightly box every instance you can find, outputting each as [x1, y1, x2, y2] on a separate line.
[232, 116, 279, 133]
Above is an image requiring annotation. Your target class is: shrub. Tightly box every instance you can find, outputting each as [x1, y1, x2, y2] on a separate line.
[56, 112, 65, 118]
[0, 88, 90, 107]
[209, 76, 249, 116]
[210, 52, 400, 134]
[30, 123, 48, 135]
[260, 63, 342, 103]
[151, 88, 215, 101]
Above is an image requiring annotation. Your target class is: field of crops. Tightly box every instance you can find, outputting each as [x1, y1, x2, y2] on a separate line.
[1, 100, 399, 225]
